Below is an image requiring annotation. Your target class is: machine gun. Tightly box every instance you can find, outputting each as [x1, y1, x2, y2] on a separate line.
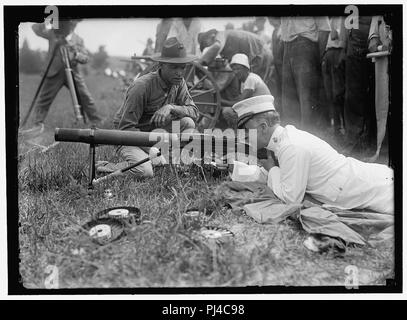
[54, 127, 256, 189]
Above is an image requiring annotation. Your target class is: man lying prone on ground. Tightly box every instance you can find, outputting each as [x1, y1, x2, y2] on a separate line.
[231, 95, 394, 214]
[96, 37, 199, 178]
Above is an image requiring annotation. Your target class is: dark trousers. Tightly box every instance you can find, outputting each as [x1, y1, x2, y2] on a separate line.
[282, 36, 320, 130]
[344, 53, 375, 143]
[322, 48, 345, 130]
[34, 68, 101, 124]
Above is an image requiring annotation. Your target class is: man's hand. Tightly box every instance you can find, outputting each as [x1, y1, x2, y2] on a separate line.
[151, 104, 174, 127]
[258, 157, 276, 171]
[74, 52, 88, 64]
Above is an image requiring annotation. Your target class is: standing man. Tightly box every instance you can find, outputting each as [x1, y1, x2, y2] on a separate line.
[222, 53, 271, 128]
[268, 17, 284, 112]
[155, 18, 202, 55]
[142, 38, 154, 56]
[232, 95, 394, 214]
[96, 38, 199, 178]
[22, 19, 101, 134]
[253, 17, 272, 47]
[280, 16, 331, 131]
[343, 16, 375, 153]
[167, 18, 202, 55]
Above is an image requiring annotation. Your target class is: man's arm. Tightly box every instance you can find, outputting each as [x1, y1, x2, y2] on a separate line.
[316, 16, 331, 59]
[115, 83, 146, 131]
[198, 41, 221, 66]
[170, 80, 200, 121]
[267, 144, 311, 204]
[221, 89, 254, 106]
[71, 36, 90, 64]
[32, 22, 52, 40]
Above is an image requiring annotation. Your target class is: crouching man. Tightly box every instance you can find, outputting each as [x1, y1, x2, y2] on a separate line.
[96, 37, 199, 178]
[232, 95, 394, 214]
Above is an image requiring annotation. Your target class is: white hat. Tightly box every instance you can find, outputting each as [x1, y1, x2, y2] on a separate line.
[230, 53, 250, 69]
[232, 95, 275, 128]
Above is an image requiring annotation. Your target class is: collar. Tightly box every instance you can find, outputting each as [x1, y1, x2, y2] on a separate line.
[266, 125, 284, 151]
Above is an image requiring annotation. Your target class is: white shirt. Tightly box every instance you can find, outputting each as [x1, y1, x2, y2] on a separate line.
[266, 125, 394, 214]
[326, 17, 346, 49]
[167, 18, 202, 55]
[280, 16, 331, 43]
[242, 72, 271, 96]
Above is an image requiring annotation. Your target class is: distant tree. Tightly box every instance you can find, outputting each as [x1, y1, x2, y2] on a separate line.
[19, 39, 44, 74]
[91, 45, 109, 71]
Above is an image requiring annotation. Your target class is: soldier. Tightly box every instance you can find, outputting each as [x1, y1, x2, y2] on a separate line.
[96, 38, 199, 178]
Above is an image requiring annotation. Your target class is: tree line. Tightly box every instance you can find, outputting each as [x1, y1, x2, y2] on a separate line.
[19, 39, 110, 75]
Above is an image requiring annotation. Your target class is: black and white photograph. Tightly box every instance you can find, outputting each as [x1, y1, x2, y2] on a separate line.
[4, 2, 402, 295]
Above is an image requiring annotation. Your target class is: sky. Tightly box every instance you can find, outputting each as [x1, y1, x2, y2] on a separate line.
[18, 17, 268, 57]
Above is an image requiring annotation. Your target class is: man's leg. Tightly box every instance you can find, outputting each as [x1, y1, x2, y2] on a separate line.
[178, 116, 196, 132]
[321, 49, 334, 131]
[344, 54, 369, 144]
[281, 41, 300, 127]
[71, 71, 102, 124]
[273, 61, 283, 114]
[331, 49, 346, 135]
[32, 71, 66, 126]
[96, 145, 154, 178]
[290, 37, 320, 132]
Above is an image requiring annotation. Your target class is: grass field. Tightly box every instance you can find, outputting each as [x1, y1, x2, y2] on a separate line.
[17, 73, 394, 289]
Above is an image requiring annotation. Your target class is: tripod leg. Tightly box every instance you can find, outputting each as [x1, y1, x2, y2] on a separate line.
[88, 143, 96, 190]
[21, 44, 60, 127]
[60, 46, 84, 123]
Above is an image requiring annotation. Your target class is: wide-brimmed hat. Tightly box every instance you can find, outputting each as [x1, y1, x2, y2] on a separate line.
[151, 37, 197, 64]
[232, 95, 275, 128]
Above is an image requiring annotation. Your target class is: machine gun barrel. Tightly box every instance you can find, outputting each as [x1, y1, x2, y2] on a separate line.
[54, 128, 253, 154]
[55, 128, 177, 147]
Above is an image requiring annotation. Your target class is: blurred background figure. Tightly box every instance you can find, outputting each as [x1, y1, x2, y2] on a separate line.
[253, 16, 272, 47]
[268, 17, 283, 113]
[198, 28, 273, 81]
[321, 16, 346, 139]
[142, 38, 154, 56]
[155, 18, 173, 54]
[280, 16, 331, 132]
[155, 17, 202, 55]
[92, 45, 109, 74]
[167, 18, 202, 55]
[225, 22, 235, 30]
[242, 21, 256, 33]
